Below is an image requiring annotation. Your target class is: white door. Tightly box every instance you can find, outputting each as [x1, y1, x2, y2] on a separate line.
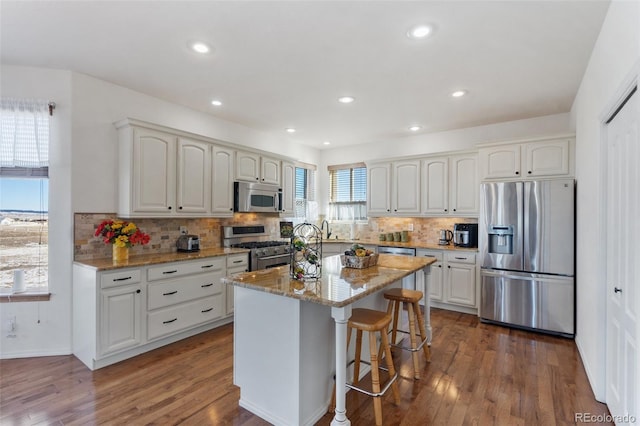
[421, 157, 449, 214]
[261, 156, 281, 185]
[393, 160, 421, 214]
[176, 138, 210, 214]
[449, 153, 479, 215]
[211, 146, 234, 215]
[367, 163, 391, 215]
[606, 88, 638, 423]
[132, 128, 176, 213]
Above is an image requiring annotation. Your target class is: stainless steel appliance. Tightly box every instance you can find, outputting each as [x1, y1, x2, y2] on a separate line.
[176, 234, 200, 252]
[222, 225, 290, 271]
[479, 179, 575, 337]
[438, 229, 453, 245]
[453, 223, 478, 248]
[234, 181, 282, 213]
[377, 246, 416, 289]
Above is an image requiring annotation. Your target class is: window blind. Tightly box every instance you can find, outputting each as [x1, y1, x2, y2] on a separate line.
[0, 98, 50, 168]
[328, 163, 367, 220]
[294, 166, 316, 219]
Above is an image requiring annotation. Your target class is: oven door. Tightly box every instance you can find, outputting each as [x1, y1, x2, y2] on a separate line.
[254, 253, 290, 271]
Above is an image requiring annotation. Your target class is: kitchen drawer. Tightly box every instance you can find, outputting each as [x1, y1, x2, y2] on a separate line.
[147, 257, 224, 281]
[416, 249, 443, 261]
[445, 252, 476, 264]
[147, 272, 223, 310]
[227, 253, 248, 269]
[147, 295, 224, 340]
[100, 269, 142, 289]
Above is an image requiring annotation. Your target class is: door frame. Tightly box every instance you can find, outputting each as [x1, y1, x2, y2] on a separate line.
[598, 59, 639, 412]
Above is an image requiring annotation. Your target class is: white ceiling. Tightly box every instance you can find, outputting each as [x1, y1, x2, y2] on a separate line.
[1, 1, 610, 149]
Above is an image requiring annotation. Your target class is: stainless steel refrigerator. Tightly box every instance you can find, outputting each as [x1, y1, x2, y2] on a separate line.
[479, 179, 575, 337]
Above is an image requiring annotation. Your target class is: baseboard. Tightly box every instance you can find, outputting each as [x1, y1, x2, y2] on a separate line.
[575, 336, 606, 403]
[0, 347, 71, 359]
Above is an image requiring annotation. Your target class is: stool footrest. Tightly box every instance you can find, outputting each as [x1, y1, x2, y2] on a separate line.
[387, 329, 428, 352]
[345, 371, 398, 398]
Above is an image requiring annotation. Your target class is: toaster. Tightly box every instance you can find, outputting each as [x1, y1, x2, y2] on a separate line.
[176, 235, 200, 252]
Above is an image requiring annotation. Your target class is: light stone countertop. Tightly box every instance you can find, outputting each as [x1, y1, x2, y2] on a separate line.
[222, 253, 436, 308]
[323, 238, 479, 252]
[73, 247, 250, 271]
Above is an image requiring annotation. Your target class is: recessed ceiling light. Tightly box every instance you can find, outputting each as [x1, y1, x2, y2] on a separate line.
[323, 141, 331, 145]
[338, 96, 355, 104]
[451, 90, 467, 98]
[407, 25, 432, 39]
[191, 42, 210, 54]
[211, 100, 222, 106]
[286, 128, 296, 133]
[409, 126, 422, 132]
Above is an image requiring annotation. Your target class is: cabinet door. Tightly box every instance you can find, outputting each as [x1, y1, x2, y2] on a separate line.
[281, 162, 295, 214]
[480, 145, 521, 179]
[212, 146, 235, 215]
[100, 285, 142, 356]
[235, 151, 260, 181]
[393, 160, 421, 214]
[523, 139, 570, 177]
[177, 138, 211, 214]
[445, 262, 476, 307]
[421, 157, 449, 214]
[367, 163, 391, 215]
[132, 128, 176, 213]
[449, 154, 478, 215]
[261, 156, 281, 185]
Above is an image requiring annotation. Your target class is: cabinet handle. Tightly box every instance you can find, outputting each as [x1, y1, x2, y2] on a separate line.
[113, 276, 132, 282]
[438, 265, 442, 268]
[230, 208, 233, 211]
[163, 290, 178, 296]
[163, 318, 178, 324]
[168, 206, 172, 210]
[201, 307, 214, 313]
[528, 171, 532, 174]
[136, 289, 141, 294]
[453, 208, 456, 212]
[515, 171, 520, 175]
[444, 209, 447, 212]
[614, 287, 622, 293]
[201, 283, 213, 288]
[387, 209, 390, 212]
[447, 265, 451, 268]
[179, 206, 183, 210]
[232, 260, 243, 264]
[201, 264, 215, 269]
[163, 270, 178, 275]
[454, 256, 467, 260]
[394, 209, 397, 212]
[256, 177, 259, 180]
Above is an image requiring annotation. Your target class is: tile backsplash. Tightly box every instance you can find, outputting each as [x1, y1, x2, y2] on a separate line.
[75, 213, 479, 260]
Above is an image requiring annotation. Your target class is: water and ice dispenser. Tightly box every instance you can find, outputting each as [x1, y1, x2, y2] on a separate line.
[487, 225, 514, 255]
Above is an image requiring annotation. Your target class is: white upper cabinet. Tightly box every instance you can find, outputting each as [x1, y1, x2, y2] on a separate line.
[479, 137, 573, 180]
[421, 157, 449, 214]
[176, 138, 211, 214]
[281, 162, 295, 215]
[421, 153, 478, 216]
[127, 127, 177, 215]
[449, 153, 479, 215]
[211, 146, 235, 215]
[367, 160, 420, 216]
[235, 151, 281, 186]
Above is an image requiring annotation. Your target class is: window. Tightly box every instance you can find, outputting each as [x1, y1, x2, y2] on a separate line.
[294, 165, 316, 220]
[328, 163, 367, 221]
[0, 98, 50, 293]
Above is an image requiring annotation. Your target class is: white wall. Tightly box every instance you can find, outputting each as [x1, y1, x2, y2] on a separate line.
[317, 112, 572, 210]
[0, 66, 74, 357]
[570, 0, 639, 402]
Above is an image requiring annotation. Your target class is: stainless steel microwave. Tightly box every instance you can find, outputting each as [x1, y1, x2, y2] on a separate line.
[234, 181, 282, 213]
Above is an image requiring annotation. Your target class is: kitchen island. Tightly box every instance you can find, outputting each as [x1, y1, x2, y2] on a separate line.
[222, 254, 436, 426]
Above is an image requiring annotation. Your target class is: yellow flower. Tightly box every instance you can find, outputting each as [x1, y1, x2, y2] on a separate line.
[122, 223, 137, 234]
[114, 235, 129, 247]
[111, 222, 123, 230]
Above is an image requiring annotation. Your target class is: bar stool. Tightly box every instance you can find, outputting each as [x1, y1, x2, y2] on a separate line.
[332, 308, 400, 426]
[382, 288, 430, 379]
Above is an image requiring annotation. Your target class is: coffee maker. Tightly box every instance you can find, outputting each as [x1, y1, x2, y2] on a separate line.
[453, 223, 478, 248]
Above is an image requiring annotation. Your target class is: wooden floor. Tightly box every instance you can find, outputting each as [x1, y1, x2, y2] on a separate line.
[0, 308, 610, 425]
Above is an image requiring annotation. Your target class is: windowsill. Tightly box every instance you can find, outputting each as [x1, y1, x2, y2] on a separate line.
[0, 290, 51, 303]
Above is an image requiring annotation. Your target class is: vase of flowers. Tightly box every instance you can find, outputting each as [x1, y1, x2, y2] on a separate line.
[94, 219, 151, 262]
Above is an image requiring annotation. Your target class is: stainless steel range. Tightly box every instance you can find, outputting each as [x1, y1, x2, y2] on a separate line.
[222, 225, 290, 271]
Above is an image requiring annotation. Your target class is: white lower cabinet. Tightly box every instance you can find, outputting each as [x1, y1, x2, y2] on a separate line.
[225, 253, 249, 315]
[417, 249, 477, 313]
[73, 254, 237, 371]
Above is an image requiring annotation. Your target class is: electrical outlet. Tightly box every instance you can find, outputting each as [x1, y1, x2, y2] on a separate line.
[179, 226, 188, 235]
[408, 223, 414, 231]
[6, 315, 16, 338]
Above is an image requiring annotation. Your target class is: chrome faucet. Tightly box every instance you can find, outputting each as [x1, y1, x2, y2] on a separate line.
[321, 220, 332, 239]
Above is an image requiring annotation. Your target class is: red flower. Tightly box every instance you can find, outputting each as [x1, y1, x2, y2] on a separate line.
[94, 219, 150, 247]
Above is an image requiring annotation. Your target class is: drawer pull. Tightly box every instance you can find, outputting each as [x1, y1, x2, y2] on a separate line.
[163, 318, 177, 324]
[113, 276, 132, 282]
[201, 308, 214, 313]
[201, 283, 213, 288]
[201, 264, 215, 269]
[454, 257, 468, 260]
[163, 270, 178, 275]
[232, 260, 243, 264]
[163, 290, 178, 296]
